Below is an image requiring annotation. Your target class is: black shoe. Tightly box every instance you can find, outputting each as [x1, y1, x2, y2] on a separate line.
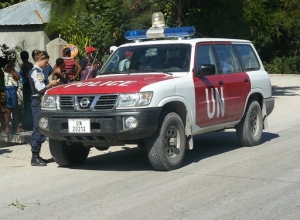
[39, 156, 54, 163]
[39, 156, 48, 163]
[31, 153, 47, 166]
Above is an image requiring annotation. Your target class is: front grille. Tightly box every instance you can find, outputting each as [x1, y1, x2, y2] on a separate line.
[59, 96, 74, 110]
[94, 95, 118, 110]
[58, 94, 118, 111]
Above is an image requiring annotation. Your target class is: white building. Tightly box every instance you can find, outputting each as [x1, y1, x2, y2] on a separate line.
[0, 0, 66, 66]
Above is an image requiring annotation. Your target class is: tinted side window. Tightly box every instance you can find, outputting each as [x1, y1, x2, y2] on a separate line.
[234, 44, 260, 71]
[215, 44, 242, 73]
[195, 45, 217, 72]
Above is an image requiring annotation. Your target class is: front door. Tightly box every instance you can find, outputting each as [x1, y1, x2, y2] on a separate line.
[194, 44, 227, 127]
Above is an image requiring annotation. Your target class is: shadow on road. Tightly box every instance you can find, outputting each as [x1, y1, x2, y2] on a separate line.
[70, 146, 152, 171]
[69, 131, 279, 172]
[272, 85, 300, 97]
[0, 142, 15, 149]
[182, 131, 279, 167]
[0, 148, 12, 155]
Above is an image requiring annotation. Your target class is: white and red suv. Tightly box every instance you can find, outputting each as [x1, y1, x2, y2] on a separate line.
[38, 13, 274, 170]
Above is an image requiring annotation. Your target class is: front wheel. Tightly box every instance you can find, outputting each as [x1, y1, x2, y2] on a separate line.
[236, 100, 263, 146]
[146, 112, 186, 171]
[49, 139, 90, 167]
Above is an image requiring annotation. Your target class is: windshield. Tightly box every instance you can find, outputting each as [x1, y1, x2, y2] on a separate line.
[99, 44, 191, 75]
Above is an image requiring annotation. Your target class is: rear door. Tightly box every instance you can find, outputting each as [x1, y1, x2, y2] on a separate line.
[214, 44, 251, 122]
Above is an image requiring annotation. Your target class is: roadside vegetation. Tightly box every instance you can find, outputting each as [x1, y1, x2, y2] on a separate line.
[1, 0, 300, 74]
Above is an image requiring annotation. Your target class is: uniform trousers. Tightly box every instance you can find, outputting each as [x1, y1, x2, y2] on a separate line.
[30, 97, 46, 153]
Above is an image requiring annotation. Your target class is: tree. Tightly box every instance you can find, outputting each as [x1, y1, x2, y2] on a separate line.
[45, 0, 123, 60]
[244, 0, 300, 61]
[43, 0, 300, 67]
[80, 0, 124, 58]
[0, 0, 24, 9]
[43, 0, 89, 58]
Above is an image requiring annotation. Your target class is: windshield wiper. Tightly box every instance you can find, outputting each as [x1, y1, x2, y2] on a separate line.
[145, 69, 173, 75]
[100, 70, 125, 75]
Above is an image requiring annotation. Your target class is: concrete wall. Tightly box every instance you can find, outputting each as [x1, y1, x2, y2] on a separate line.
[0, 26, 70, 83]
[46, 37, 68, 69]
[0, 26, 51, 65]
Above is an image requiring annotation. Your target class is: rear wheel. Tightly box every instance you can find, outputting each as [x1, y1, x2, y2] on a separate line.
[146, 112, 186, 171]
[49, 139, 90, 167]
[236, 100, 263, 146]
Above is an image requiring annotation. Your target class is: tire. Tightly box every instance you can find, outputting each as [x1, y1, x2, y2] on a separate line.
[49, 139, 90, 167]
[95, 146, 110, 151]
[236, 100, 263, 146]
[137, 139, 147, 149]
[146, 112, 186, 171]
[95, 143, 110, 151]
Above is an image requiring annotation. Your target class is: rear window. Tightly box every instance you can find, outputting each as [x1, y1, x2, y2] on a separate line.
[234, 44, 260, 71]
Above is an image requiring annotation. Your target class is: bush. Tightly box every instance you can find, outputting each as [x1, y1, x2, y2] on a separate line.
[264, 56, 300, 74]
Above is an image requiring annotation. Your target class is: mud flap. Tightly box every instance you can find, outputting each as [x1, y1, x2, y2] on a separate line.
[262, 100, 268, 129]
[185, 111, 193, 150]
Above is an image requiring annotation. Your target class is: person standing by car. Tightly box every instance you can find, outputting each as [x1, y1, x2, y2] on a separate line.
[19, 51, 34, 130]
[3, 50, 25, 134]
[80, 53, 100, 80]
[0, 65, 5, 133]
[51, 58, 66, 85]
[61, 47, 81, 83]
[29, 50, 58, 166]
[80, 46, 98, 80]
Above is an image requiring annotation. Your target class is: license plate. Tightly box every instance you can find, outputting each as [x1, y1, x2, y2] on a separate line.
[68, 119, 91, 133]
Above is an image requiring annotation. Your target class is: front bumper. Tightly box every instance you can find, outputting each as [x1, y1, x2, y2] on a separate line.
[38, 108, 161, 143]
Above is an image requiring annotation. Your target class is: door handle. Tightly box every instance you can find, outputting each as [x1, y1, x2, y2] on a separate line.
[218, 81, 224, 85]
[244, 78, 249, 83]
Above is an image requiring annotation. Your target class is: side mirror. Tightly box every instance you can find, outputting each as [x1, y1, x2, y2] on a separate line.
[196, 64, 215, 77]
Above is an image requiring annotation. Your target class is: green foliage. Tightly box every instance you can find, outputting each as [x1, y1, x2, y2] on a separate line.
[45, 15, 91, 60]
[264, 56, 300, 74]
[121, 0, 166, 29]
[46, 0, 87, 23]
[0, 0, 23, 9]
[244, 0, 300, 61]
[0, 44, 10, 56]
[14, 40, 28, 66]
[44, 0, 90, 59]
[1, 40, 28, 66]
[39, 0, 300, 74]
[164, 0, 187, 27]
[45, 0, 124, 61]
[70, 0, 124, 62]
[183, 0, 248, 38]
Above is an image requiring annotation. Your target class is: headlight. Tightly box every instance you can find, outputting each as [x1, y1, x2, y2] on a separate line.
[117, 92, 153, 107]
[41, 95, 57, 109]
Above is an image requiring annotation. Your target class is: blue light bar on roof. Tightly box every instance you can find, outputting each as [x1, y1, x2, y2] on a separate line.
[124, 26, 196, 40]
[164, 27, 196, 37]
[124, 30, 148, 40]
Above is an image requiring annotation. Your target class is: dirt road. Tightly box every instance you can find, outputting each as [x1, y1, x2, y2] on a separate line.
[0, 74, 299, 220]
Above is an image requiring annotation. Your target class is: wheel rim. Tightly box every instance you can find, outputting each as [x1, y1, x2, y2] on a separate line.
[164, 125, 181, 158]
[249, 109, 259, 135]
